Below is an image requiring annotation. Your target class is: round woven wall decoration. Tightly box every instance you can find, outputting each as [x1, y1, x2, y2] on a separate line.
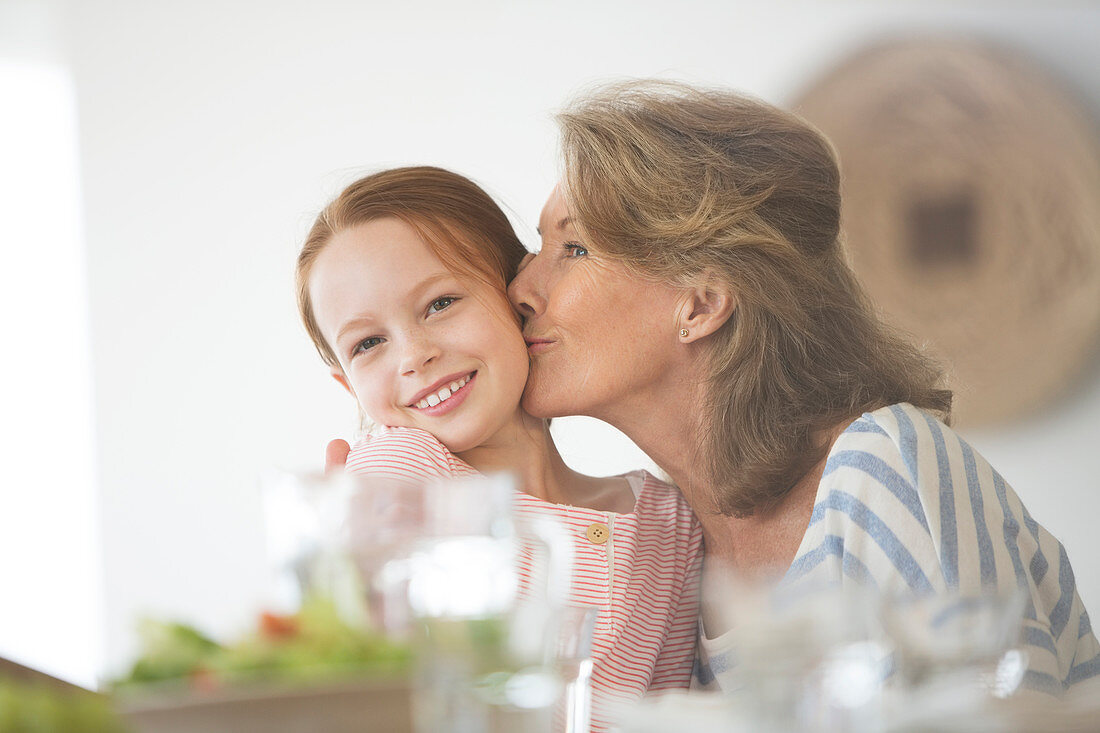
[793, 39, 1100, 426]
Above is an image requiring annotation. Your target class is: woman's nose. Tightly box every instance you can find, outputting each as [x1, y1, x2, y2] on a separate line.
[508, 252, 545, 317]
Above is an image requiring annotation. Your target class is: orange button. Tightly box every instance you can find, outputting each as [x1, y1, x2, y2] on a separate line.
[585, 522, 610, 544]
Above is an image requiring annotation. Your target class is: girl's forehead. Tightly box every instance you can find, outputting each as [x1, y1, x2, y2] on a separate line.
[310, 222, 452, 313]
[330, 218, 436, 258]
[324, 220, 452, 277]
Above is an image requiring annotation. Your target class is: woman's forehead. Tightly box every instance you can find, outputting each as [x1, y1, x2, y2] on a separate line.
[538, 185, 572, 233]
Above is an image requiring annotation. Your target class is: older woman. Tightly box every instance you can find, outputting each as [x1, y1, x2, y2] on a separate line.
[507, 80, 1099, 694]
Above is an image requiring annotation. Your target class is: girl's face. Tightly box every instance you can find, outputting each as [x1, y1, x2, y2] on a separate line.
[309, 217, 530, 453]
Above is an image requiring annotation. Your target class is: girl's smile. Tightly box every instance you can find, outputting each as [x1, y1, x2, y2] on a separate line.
[409, 371, 475, 414]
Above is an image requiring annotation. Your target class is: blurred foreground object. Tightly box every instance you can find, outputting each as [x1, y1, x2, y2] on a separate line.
[654, 573, 1093, 733]
[109, 469, 590, 733]
[0, 659, 128, 733]
[391, 475, 590, 733]
[617, 682, 1100, 733]
[119, 678, 411, 733]
[113, 597, 414, 733]
[114, 596, 412, 690]
[262, 470, 591, 733]
[795, 38, 1100, 426]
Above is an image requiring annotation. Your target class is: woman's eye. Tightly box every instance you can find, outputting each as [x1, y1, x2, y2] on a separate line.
[428, 296, 457, 314]
[353, 336, 383, 355]
[563, 242, 588, 258]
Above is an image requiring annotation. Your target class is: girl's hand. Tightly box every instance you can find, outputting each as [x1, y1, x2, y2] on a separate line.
[324, 439, 351, 475]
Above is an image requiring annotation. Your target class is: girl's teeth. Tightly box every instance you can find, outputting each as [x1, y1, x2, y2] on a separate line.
[415, 374, 473, 409]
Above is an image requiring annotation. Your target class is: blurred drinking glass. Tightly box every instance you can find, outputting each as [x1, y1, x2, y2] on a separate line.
[263, 470, 591, 731]
[401, 474, 585, 733]
[552, 605, 597, 733]
[880, 588, 1029, 706]
[261, 470, 367, 621]
[698, 569, 889, 733]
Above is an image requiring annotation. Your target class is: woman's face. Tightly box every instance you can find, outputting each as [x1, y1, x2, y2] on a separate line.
[507, 186, 685, 421]
[309, 217, 530, 453]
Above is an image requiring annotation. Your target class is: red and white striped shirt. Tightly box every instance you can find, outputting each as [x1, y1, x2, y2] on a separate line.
[347, 427, 704, 729]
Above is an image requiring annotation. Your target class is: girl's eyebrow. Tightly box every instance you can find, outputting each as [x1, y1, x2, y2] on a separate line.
[334, 272, 457, 344]
[407, 271, 456, 302]
[336, 315, 376, 344]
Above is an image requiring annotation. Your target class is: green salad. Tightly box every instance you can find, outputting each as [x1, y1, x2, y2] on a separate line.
[117, 596, 412, 691]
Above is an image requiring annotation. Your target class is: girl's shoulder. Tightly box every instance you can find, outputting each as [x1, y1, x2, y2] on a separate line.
[354, 425, 451, 452]
[625, 469, 696, 520]
[624, 468, 674, 496]
[346, 426, 477, 480]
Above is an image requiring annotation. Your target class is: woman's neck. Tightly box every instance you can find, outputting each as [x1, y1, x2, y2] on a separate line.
[596, 357, 845, 574]
[595, 358, 711, 508]
[456, 412, 634, 512]
[690, 421, 848, 578]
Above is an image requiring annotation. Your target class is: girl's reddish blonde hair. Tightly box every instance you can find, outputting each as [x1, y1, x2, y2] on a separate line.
[296, 166, 528, 368]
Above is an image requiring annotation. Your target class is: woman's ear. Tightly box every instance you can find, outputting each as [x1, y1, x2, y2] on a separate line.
[677, 279, 737, 342]
[331, 369, 356, 398]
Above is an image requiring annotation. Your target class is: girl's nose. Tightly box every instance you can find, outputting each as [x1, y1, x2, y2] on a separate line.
[399, 332, 441, 376]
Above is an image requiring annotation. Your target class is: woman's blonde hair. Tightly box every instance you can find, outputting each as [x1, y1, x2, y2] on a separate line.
[296, 166, 528, 369]
[558, 80, 952, 517]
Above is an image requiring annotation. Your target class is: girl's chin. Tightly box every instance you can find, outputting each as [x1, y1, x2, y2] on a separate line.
[435, 420, 518, 456]
[420, 422, 482, 454]
[435, 433, 478, 455]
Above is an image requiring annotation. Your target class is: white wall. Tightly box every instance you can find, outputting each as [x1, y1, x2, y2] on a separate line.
[23, 0, 1100, 682]
[0, 0, 102, 689]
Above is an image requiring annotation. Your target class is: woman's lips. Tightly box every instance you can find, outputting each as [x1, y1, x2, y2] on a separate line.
[413, 372, 476, 417]
[524, 338, 554, 355]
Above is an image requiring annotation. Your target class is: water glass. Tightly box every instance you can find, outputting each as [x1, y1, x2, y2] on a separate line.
[880, 588, 1029, 699]
[260, 469, 367, 621]
[401, 474, 584, 733]
[698, 572, 888, 733]
[263, 470, 593, 732]
[552, 605, 597, 733]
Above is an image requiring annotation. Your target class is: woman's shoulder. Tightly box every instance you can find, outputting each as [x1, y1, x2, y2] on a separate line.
[828, 402, 966, 488]
[812, 401, 1014, 568]
[838, 401, 932, 444]
[346, 426, 477, 479]
[813, 402, 973, 542]
[811, 411, 1100, 692]
[797, 404, 979, 594]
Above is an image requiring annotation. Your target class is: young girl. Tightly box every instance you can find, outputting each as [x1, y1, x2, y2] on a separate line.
[295, 167, 704, 726]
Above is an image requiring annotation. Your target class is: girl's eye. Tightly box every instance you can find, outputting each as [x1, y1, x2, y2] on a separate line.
[428, 296, 457, 314]
[563, 242, 588, 258]
[352, 336, 383, 356]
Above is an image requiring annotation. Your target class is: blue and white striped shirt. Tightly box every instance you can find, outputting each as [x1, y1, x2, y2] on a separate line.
[695, 403, 1099, 694]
